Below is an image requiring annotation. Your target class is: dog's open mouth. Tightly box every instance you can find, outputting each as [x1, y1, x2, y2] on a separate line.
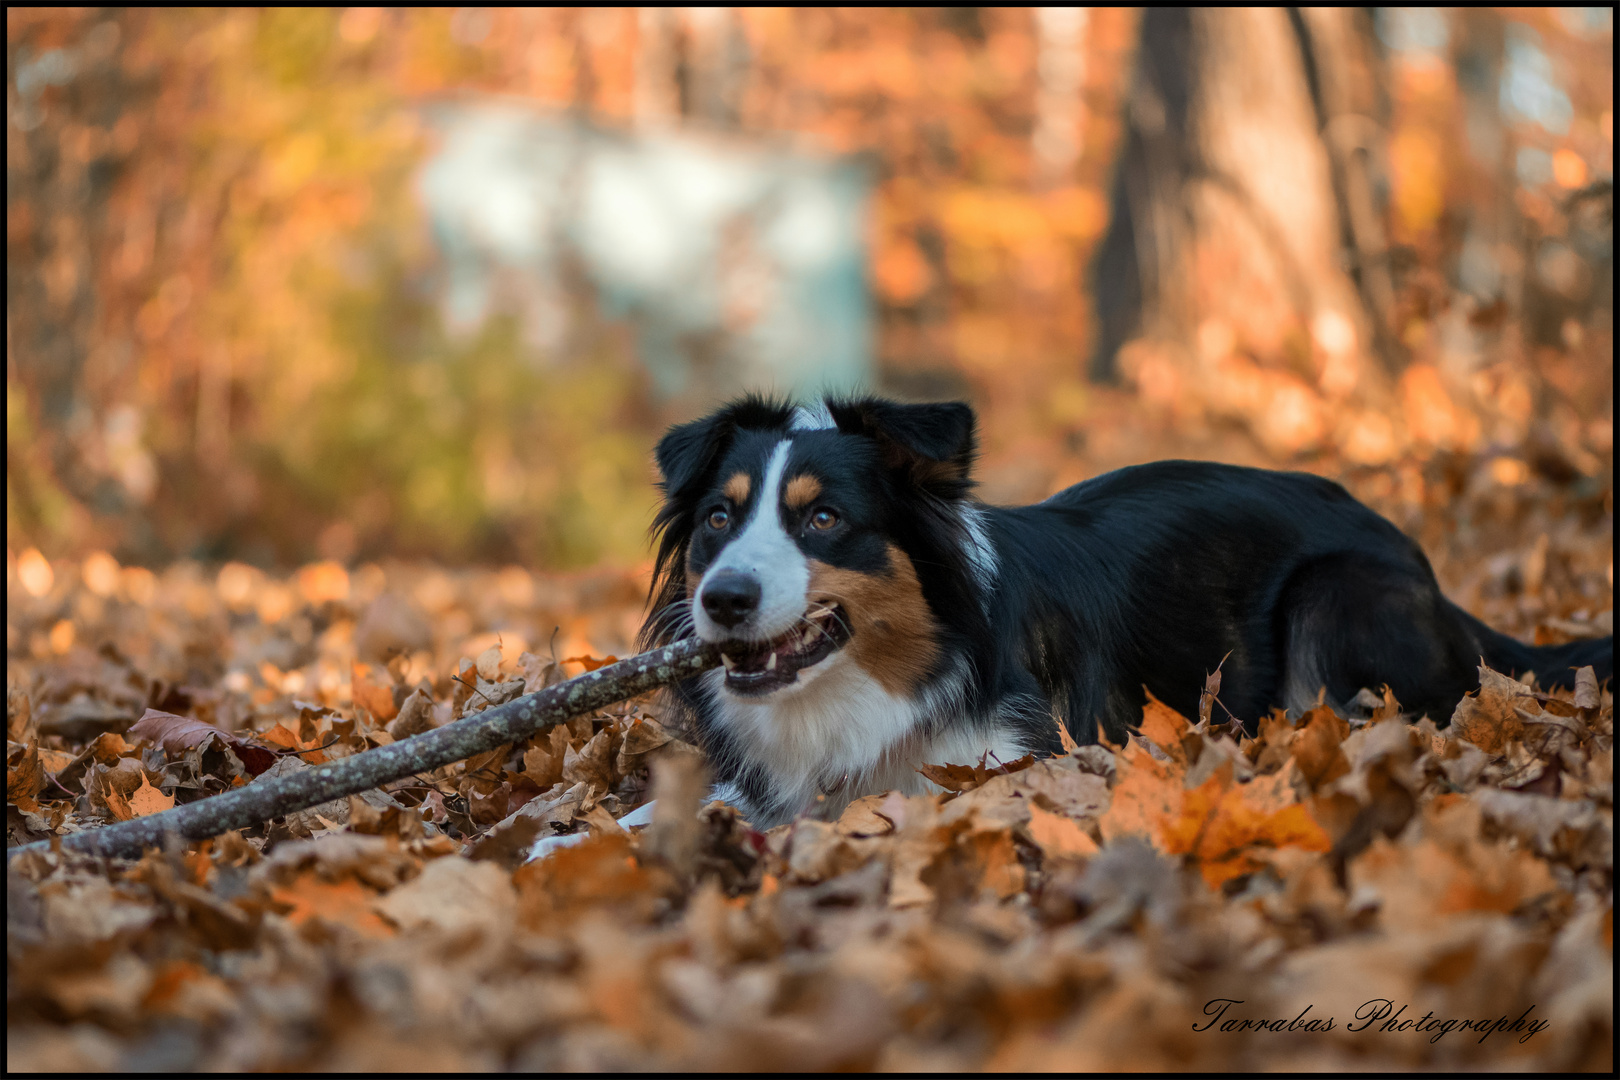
[721, 603, 850, 695]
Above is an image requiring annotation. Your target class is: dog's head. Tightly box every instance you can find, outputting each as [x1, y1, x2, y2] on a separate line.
[645, 395, 986, 700]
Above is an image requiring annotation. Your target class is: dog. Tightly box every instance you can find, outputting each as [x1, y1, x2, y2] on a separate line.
[643, 394, 1613, 828]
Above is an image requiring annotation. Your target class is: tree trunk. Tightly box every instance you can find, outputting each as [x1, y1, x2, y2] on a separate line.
[1090, 8, 1398, 456]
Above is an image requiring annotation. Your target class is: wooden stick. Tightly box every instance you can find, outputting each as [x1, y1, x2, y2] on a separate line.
[7, 638, 721, 862]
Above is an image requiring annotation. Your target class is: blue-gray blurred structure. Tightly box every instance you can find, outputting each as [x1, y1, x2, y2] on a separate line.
[417, 101, 873, 400]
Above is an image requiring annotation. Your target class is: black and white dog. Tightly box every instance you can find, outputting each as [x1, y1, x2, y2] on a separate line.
[644, 394, 1613, 827]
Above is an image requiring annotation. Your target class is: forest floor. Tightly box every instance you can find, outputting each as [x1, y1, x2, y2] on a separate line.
[6, 402, 1613, 1071]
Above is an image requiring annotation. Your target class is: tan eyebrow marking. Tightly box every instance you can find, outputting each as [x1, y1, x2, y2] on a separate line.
[723, 472, 751, 503]
[784, 474, 822, 509]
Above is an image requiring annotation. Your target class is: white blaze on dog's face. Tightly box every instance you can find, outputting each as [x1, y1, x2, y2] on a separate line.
[692, 440, 809, 646]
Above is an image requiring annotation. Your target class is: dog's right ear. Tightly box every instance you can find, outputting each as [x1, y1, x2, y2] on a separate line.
[646, 414, 731, 650]
[654, 415, 729, 502]
[655, 395, 798, 500]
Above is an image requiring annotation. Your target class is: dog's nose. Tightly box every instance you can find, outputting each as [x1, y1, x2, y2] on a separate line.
[701, 570, 761, 629]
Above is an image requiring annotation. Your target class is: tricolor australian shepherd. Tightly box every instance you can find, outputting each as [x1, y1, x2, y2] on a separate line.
[644, 395, 1613, 827]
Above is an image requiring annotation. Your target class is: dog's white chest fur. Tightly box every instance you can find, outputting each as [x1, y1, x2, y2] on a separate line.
[702, 653, 1024, 825]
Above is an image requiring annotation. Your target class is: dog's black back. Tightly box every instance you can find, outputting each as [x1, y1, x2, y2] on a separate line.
[984, 460, 1609, 746]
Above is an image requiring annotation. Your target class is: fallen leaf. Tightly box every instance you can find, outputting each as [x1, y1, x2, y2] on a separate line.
[836, 794, 898, 837]
[561, 728, 616, 792]
[258, 723, 301, 749]
[788, 818, 873, 882]
[563, 654, 618, 672]
[518, 650, 564, 693]
[579, 802, 627, 838]
[1289, 705, 1350, 792]
[1474, 788, 1611, 870]
[387, 688, 436, 740]
[270, 875, 396, 938]
[923, 824, 1025, 903]
[1572, 666, 1599, 712]
[128, 709, 277, 776]
[1138, 690, 1191, 763]
[1027, 800, 1099, 859]
[468, 645, 500, 683]
[375, 855, 516, 937]
[127, 774, 175, 816]
[514, 833, 660, 925]
[1187, 766, 1331, 887]
[917, 761, 981, 792]
[350, 662, 400, 722]
[1096, 739, 1183, 842]
[1450, 664, 1534, 754]
[7, 743, 47, 813]
[1349, 806, 1557, 927]
[1197, 658, 1226, 727]
[1101, 738, 1329, 887]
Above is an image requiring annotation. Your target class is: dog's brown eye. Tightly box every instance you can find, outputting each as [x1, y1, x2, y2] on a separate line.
[809, 509, 839, 531]
[707, 509, 729, 530]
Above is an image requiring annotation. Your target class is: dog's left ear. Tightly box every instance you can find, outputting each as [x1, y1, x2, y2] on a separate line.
[829, 398, 977, 498]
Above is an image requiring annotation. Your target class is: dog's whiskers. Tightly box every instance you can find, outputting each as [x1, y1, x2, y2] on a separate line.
[647, 597, 697, 641]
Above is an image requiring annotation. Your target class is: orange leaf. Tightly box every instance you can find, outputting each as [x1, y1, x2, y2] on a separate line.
[351, 662, 400, 721]
[971, 829, 1025, 899]
[918, 761, 982, 792]
[143, 960, 209, 1010]
[1189, 768, 1331, 888]
[1100, 744, 1329, 888]
[102, 785, 134, 822]
[259, 723, 302, 750]
[1138, 690, 1190, 762]
[128, 773, 176, 817]
[270, 876, 395, 938]
[1097, 740, 1185, 845]
[1290, 706, 1350, 792]
[7, 744, 46, 811]
[1027, 800, 1098, 859]
[563, 654, 618, 672]
[514, 833, 660, 923]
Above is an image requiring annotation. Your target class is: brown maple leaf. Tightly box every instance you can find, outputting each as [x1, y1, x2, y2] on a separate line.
[129, 708, 278, 776]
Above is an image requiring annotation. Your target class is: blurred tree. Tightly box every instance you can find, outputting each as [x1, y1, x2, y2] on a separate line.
[8, 7, 1606, 566]
[1090, 8, 1399, 396]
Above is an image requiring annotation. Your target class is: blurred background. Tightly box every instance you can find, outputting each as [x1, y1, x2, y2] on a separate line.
[7, 7, 1613, 579]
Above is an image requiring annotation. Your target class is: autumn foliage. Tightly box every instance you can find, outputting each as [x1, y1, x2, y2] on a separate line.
[5, 6, 1614, 1072]
[7, 533, 1614, 1070]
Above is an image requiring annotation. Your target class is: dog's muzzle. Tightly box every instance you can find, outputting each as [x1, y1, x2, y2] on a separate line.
[698, 571, 852, 695]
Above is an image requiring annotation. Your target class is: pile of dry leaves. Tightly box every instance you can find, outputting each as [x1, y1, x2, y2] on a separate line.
[6, 530, 1615, 1070]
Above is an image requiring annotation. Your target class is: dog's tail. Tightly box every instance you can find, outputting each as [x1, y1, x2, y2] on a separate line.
[1450, 601, 1613, 690]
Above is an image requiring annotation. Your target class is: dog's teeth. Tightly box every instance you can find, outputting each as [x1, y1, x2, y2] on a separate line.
[766, 652, 778, 671]
[721, 654, 736, 670]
